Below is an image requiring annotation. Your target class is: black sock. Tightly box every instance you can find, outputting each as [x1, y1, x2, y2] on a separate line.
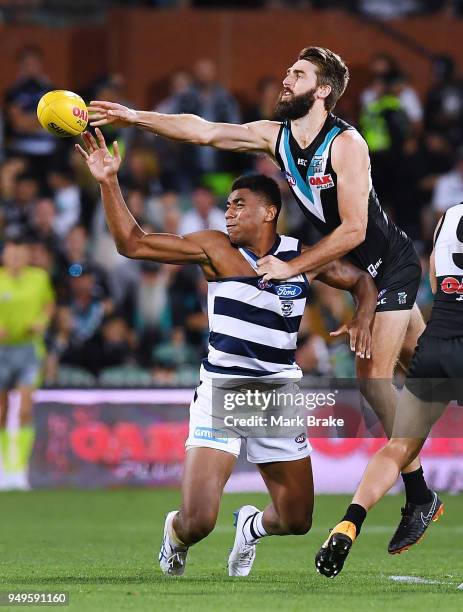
[342, 503, 367, 536]
[402, 467, 433, 505]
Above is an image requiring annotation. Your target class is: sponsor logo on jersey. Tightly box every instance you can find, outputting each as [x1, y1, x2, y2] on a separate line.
[441, 276, 463, 296]
[397, 291, 407, 305]
[367, 258, 383, 278]
[377, 288, 387, 305]
[295, 433, 306, 444]
[276, 284, 303, 298]
[311, 156, 324, 174]
[297, 158, 307, 167]
[280, 300, 294, 317]
[194, 427, 228, 443]
[258, 278, 273, 290]
[284, 171, 296, 186]
[309, 174, 334, 189]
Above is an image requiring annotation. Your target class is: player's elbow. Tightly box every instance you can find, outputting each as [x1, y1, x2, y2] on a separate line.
[198, 123, 219, 146]
[345, 223, 366, 248]
[115, 236, 138, 259]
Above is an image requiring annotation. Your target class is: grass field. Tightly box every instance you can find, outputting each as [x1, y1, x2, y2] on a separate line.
[1, 489, 462, 611]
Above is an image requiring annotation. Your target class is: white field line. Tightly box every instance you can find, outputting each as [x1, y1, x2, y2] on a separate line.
[213, 525, 463, 534]
[389, 575, 457, 586]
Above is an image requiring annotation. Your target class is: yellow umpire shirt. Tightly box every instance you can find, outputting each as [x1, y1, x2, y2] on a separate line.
[0, 266, 54, 350]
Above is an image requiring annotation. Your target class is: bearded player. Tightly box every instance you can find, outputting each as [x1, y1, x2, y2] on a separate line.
[315, 206, 463, 577]
[89, 46, 434, 551]
[76, 128, 377, 577]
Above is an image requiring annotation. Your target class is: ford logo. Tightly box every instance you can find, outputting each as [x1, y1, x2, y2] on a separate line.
[276, 284, 302, 298]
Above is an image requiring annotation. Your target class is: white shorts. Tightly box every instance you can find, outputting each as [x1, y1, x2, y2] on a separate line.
[185, 378, 312, 463]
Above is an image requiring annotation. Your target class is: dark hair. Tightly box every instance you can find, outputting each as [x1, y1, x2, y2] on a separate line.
[231, 174, 282, 219]
[298, 46, 349, 111]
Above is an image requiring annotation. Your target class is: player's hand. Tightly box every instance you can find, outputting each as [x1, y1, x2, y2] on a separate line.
[256, 255, 293, 282]
[88, 100, 137, 128]
[330, 318, 372, 359]
[75, 129, 121, 183]
[0, 327, 8, 341]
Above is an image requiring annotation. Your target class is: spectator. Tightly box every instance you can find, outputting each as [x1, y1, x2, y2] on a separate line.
[432, 147, 463, 215]
[152, 327, 197, 369]
[47, 166, 81, 235]
[80, 315, 136, 376]
[361, 56, 423, 127]
[45, 305, 81, 381]
[425, 55, 463, 147]
[245, 76, 281, 122]
[28, 197, 59, 248]
[176, 58, 241, 179]
[1, 172, 39, 237]
[359, 70, 411, 210]
[58, 225, 113, 304]
[66, 267, 113, 347]
[134, 261, 171, 365]
[4, 46, 60, 182]
[178, 186, 226, 233]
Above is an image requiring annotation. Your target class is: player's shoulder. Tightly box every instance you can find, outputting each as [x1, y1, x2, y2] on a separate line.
[184, 230, 230, 248]
[246, 120, 282, 140]
[331, 124, 369, 161]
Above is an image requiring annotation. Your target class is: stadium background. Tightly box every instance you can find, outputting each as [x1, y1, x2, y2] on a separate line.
[1, 0, 463, 494]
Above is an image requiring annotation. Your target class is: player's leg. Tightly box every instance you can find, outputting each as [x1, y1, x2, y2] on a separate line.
[228, 431, 312, 577]
[398, 303, 426, 371]
[256, 457, 314, 536]
[160, 378, 240, 576]
[315, 387, 446, 578]
[174, 447, 237, 544]
[316, 332, 448, 577]
[160, 446, 237, 576]
[356, 308, 431, 503]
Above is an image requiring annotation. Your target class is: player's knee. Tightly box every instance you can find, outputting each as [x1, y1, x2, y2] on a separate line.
[182, 509, 217, 542]
[283, 512, 312, 535]
[386, 439, 419, 468]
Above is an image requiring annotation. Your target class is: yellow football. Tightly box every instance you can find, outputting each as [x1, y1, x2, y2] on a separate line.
[37, 90, 88, 137]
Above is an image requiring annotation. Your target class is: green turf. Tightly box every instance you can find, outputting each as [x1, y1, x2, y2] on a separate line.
[0, 489, 462, 611]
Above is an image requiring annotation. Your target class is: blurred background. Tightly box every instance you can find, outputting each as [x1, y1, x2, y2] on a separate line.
[0, 0, 462, 491]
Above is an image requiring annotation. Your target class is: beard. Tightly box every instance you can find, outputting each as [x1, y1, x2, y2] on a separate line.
[274, 87, 316, 121]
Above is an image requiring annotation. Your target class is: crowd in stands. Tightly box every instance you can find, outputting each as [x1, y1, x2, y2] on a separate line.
[1, 44, 462, 386]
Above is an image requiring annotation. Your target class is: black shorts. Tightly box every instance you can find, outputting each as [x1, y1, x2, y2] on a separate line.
[405, 332, 463, 403]
[375, 238, 421, 313]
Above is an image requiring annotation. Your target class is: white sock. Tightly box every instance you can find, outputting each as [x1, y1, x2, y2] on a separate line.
[243, 511, 268, 542]
[167, 511, 187, 548]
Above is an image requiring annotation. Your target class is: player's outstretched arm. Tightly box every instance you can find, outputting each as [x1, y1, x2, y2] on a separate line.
[88, 100, 279, 154]
[75, 129, 211, 266]
[310, 258, 377, 358]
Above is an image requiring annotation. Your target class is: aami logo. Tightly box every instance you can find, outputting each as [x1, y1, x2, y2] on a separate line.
[276, 284, 303, 298]
[194, 427, 228, 443]
[295, 433, 306, 444]
[309, 174, 334, 189]
[441, 277, 463, 295]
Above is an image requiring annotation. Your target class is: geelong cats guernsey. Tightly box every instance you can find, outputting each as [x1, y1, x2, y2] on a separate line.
[201, 235, 308, 380]
[275, 113, 408, 281]
[427, 203, 463, 338]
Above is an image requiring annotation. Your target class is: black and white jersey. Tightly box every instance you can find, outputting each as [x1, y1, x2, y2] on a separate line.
[427, 203, 463, 338]
[201, 235, 308, 380]
[275, 113, 409, 282]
